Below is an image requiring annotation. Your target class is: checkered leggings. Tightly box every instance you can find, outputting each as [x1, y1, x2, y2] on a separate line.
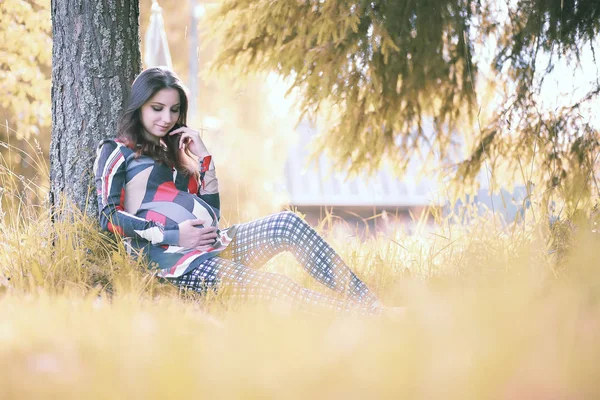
[169, 211, 381, 314]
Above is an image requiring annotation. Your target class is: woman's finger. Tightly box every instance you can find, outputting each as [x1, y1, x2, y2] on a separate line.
[189, 218, 205, 226]
[179, 133, 199, 149]
[197, 226, 216, 233]
[171, 127, 199, 137]
[168, 127, 185, 135]
[198, 234, 217, 242]
[195, 239, 214, 247]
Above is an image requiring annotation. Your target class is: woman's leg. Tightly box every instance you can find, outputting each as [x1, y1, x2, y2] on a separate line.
[169, 256, 380, 315]
[222, 211, 379, 307]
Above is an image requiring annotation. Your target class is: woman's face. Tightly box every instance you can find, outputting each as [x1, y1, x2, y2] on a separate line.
[140, 88, 181, 140]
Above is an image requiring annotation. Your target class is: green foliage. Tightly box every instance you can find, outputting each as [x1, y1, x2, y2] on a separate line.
[210, 0, 600, 203]
[495, 0, 600, 65]
[458, 108, 599, 212]
[0, 0, 51, 138]
[212, 0, 478, 176]
[467, 0, 600, 208]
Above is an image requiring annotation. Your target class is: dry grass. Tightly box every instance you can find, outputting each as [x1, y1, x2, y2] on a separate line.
[1, 141, 599, 399]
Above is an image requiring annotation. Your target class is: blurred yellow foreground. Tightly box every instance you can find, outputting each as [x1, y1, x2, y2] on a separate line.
[1, 146, 599, 399]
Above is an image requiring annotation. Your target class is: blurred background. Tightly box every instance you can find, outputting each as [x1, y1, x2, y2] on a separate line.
[1, 0, 598, 233]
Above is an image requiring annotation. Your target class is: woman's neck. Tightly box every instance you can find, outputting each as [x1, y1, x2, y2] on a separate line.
[142, 129, 161, 146]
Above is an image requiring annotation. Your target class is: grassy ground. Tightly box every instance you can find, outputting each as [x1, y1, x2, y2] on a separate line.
[1, 145, 599, 399]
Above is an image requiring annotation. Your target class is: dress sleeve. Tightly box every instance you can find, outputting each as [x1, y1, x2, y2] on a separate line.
[94, 140, 180, 245]
[194, 155, 221, 218]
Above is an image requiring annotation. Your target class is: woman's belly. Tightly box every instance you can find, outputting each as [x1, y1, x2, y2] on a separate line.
[129, 187, 219, 229]
[122, 159, 219, 229]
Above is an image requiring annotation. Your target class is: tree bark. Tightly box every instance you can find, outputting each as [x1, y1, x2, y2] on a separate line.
[50, 0, 141, 216]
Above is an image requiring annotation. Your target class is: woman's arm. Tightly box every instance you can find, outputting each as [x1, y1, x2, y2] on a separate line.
[197, 155, 220, 215]
[170, 126, 222, 218]
[184, 155, 221, 219]
[94, 140, 180, 245]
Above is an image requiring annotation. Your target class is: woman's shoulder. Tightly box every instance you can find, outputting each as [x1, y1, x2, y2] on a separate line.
[97, 138, 135, 156]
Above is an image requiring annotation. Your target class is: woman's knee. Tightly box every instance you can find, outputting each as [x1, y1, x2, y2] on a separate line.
[275, 211, 306, 233]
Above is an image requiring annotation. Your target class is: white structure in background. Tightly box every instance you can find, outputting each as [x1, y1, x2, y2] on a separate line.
[284, 120, 440, 229]
[469, 172, 530, 224]
[144, 0, 173, 69]
[188, 1, 207, 122]
[284, 120, 530, 229]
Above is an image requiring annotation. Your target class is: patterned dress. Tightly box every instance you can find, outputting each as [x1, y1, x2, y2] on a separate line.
[93, 139, 238, 278]
[95, 139, 381, 314]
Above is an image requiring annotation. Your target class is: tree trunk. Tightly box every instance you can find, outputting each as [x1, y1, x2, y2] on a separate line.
[50, 0, 141, 217]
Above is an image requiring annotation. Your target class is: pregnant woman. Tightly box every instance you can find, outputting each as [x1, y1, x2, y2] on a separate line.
[94, 67, 386, 315]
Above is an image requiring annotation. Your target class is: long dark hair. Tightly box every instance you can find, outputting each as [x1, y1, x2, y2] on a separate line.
[117, 67, 198, 177]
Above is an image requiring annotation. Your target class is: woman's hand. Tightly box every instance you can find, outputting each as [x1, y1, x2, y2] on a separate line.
[195, 244, 217, 252]
[178, 219, 218, 248]
[169, 126, 210, 158]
